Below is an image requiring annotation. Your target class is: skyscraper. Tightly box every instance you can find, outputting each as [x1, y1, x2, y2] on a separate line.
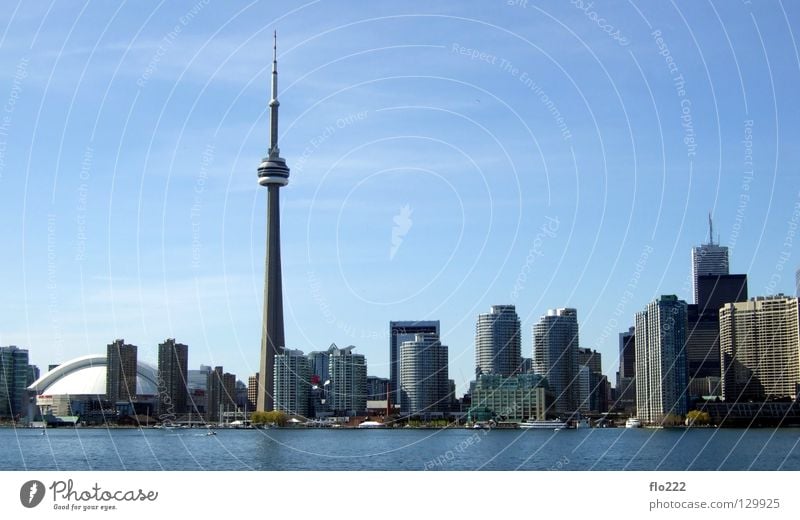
[247, 373, 259, 412]
[157, 338, 188, 418]
[307, 347, 333, 417]
[207, 366, 236, 422]
[720, 295, 800, 402]
[307, 348, 331, 385]
[328, 344, 367, 415]
[577, 365, 591, 414]
[691, 214, 729, 304]
[0, 346, 30, 419]
[796, 267, 800, 298]
[577, 347, 606, 413]
[106, 339, 137, 403]
[533, 308, 580, 416]
[257, 32, 291, 412]
[618, 326, 636, 379]
[577, 347, 601, 374]
[186, 365, 211, 417]
[366, 376, 390, 400]
[207, 367, 223, 422]
[696, 274, 748, 313]
[274, 349, 311, 417]
[475, 305, 521, 377]
[389, 320, 439, 406]
[222, 373, 236, 414]
[635, 295, 688, 424]
[686, 274, 747, 398]
[399, 333, 449, 415]
[235, 380, 249, 413]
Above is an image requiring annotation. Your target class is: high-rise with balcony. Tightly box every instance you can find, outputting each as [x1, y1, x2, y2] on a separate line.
[106, 339, 138, 403]
[533, 308, 579, 416]
[274, 349, 310, 417]
[328, 344, 367, 415]
[475, 305, 521, 378]
[635, 295, 688, 424]
[389, 320, 439, 406]
[719, 295, 800, 402]
[400, 333, 449, 415]
[0, 346, 30, 419]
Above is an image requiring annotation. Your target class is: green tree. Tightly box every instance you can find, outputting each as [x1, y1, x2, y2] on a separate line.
[250, 411, 269, 426]
[264, 410, 288, 427]
[685, 410, 711, 426]
[250, 410, 288, 427]
[661, 413, 684, 427]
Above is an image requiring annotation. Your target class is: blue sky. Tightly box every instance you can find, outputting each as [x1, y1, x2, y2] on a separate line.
[1, 1, 798, 394]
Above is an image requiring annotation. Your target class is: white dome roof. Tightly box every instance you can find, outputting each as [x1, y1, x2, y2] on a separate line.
[28, 354, 159, 396]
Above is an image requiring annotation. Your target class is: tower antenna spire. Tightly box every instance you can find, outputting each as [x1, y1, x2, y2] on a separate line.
[269, 30, 280, 157]
[708, 212, 714, 245]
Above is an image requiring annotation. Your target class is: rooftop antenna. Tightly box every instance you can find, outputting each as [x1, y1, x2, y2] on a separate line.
[708, 212, 715, 245]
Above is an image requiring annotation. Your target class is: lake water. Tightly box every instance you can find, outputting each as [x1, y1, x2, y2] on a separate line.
[2, 427, 800, 471]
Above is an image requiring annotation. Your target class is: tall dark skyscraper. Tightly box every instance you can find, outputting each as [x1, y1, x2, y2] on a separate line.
[696, 274, 748, 313]
[618, 326, 636, 380]
[686, 272, 747, 397]
[106, 339, 137, 403]
[157, 338, 188, 418]
[389, 320, 440, 406]
[687, 274, 748, 379]
[257, 33, 291, 412]
[577, 347, 601, 374]
[616, 326, 636, 414]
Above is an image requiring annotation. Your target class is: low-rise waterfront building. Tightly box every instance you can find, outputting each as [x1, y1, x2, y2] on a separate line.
[468, 373, 547, 422]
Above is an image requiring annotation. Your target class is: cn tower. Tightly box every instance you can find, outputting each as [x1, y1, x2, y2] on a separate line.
[257, 32, 290, 412]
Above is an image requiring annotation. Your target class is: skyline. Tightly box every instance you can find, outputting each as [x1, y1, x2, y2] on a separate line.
[1, 2, 799, 394]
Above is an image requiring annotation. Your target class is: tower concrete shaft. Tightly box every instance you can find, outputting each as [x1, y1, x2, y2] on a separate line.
[257, 32, 289, 411]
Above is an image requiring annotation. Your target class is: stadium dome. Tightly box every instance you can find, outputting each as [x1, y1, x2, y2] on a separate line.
[27, 354, 159, 396]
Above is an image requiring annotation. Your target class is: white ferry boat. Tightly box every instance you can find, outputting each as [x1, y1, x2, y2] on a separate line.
[625, 417, 642, 428]
[519, 419, 568, 430]
[357, 421, 386, 429]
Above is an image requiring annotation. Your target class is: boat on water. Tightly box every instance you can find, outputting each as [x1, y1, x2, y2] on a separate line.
[574, 418, 591, 429]
[625, 417, 642, 428]
[357, 421, 386, 429]
[519, 419, 569, 430]
[472, 421, 493, 430]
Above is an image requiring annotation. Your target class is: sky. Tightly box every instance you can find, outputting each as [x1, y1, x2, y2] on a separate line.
[0, 1, 798, 395]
